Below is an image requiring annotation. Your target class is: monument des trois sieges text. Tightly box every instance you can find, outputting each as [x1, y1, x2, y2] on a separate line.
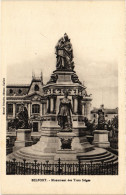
[7, 33, 98, 162]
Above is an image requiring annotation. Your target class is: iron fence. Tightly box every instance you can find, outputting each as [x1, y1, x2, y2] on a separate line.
[6, 158, 118, 175]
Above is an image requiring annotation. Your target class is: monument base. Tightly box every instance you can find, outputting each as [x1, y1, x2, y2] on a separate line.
[13, 129, 32, 152]
[54, 150, 77, 161]
[72, 137, 94, 153]
[55, 132, 77, 161]
[93, 130, 110, 148]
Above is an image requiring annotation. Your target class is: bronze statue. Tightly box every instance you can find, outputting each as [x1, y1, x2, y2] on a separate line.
[8, 103, 31, 130]
[57, 91, 73, 131]
[55, 33, 74, 71]
[97, 109, 105, 130]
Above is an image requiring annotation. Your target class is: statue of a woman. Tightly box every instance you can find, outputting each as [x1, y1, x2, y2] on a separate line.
[55, 33, 74, 71]
[57, 91, 73, 131]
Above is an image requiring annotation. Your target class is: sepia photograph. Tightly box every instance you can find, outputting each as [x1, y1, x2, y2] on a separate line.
[6, 31, 118, 175]
[1, 0, 125, 194]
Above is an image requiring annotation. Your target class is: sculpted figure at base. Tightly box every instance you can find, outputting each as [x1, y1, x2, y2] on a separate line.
[8, 103, 31, 130]
[58, 91, 73, 131]
[55, 33, 74, 71]
[97, 109, 106, 130]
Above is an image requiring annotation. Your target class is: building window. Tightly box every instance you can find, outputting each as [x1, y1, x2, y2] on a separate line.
[9, 89, 13, 94]
[7, 104, 13, 115]
[105, 114, 108, 117]
[94, 114, 96, 117]
[18, 89, 22, 94]
[32, 104, 40, 114]
[34, 85, 39, 91]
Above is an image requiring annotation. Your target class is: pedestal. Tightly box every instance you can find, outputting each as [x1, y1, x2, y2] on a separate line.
[13, 129, 32, 151]
[55, 132, 77, 161]
[93, 130, 110, 148]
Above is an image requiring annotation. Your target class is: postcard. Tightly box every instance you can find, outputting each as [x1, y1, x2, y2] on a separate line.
[0, 0, 125, 194]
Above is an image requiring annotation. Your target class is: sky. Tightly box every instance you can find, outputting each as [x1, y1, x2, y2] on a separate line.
[2, 1, 124, 109]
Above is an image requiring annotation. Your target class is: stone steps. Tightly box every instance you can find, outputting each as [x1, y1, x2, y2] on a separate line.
[84, 154, 115, 163]
[15, 151, 42, 159]
[7, 146, 118, 165]
[104, 155, 118, 163]
[78, 150, 108, 157]
[78, 151, 111, 160]
[18, 149, 54, 159]
[7, 151, 54, 162]
[78, 151, 118, 164]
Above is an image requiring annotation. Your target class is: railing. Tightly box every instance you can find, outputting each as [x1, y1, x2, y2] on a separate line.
[6, 158, 118, 175]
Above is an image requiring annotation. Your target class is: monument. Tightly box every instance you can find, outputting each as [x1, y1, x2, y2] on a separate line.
[9, 103, 32, 151]
[57, 90, 73, 131]
[93, 109, 110, 148]
[7, 33, 114, 163]
[55, 33, 74, 71]
[55, 91, 77, 161]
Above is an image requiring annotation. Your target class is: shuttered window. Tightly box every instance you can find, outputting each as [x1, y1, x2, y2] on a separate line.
[7, 104, 13, 115]
[32, 104, 40, 113]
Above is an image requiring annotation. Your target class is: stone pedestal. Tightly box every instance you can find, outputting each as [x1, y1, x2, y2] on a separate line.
[55, 132, 77, 161]
[56, 71, 73, 84]
[93, 130, 110, 148]
[13, 129, 32, 151]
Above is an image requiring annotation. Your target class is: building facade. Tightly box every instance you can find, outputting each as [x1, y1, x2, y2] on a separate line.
[6, 73, 92, 133]
[6, 33, 92, 135]
[91, 104, 118, 124]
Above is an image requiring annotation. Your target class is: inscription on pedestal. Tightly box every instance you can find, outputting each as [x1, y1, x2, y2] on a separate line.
[58, 75, 71, 82]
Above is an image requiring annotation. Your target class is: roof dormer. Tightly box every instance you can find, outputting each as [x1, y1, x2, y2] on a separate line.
[28, 72, 44, 95]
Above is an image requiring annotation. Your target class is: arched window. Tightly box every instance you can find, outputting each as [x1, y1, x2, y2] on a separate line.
[34, 85, 39, 91]
[18, 89, 22, 94]
[32, 104, 40, 114]
[9, 89, 13, 94]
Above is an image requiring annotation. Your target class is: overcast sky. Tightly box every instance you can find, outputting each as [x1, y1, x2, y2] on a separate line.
[2, 1, 124, 108]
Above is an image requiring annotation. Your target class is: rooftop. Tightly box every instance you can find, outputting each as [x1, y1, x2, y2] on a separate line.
[91, 105, 118, 114]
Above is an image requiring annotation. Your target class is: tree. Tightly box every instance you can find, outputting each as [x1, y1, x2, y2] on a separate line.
[111, 115, 118, 129]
